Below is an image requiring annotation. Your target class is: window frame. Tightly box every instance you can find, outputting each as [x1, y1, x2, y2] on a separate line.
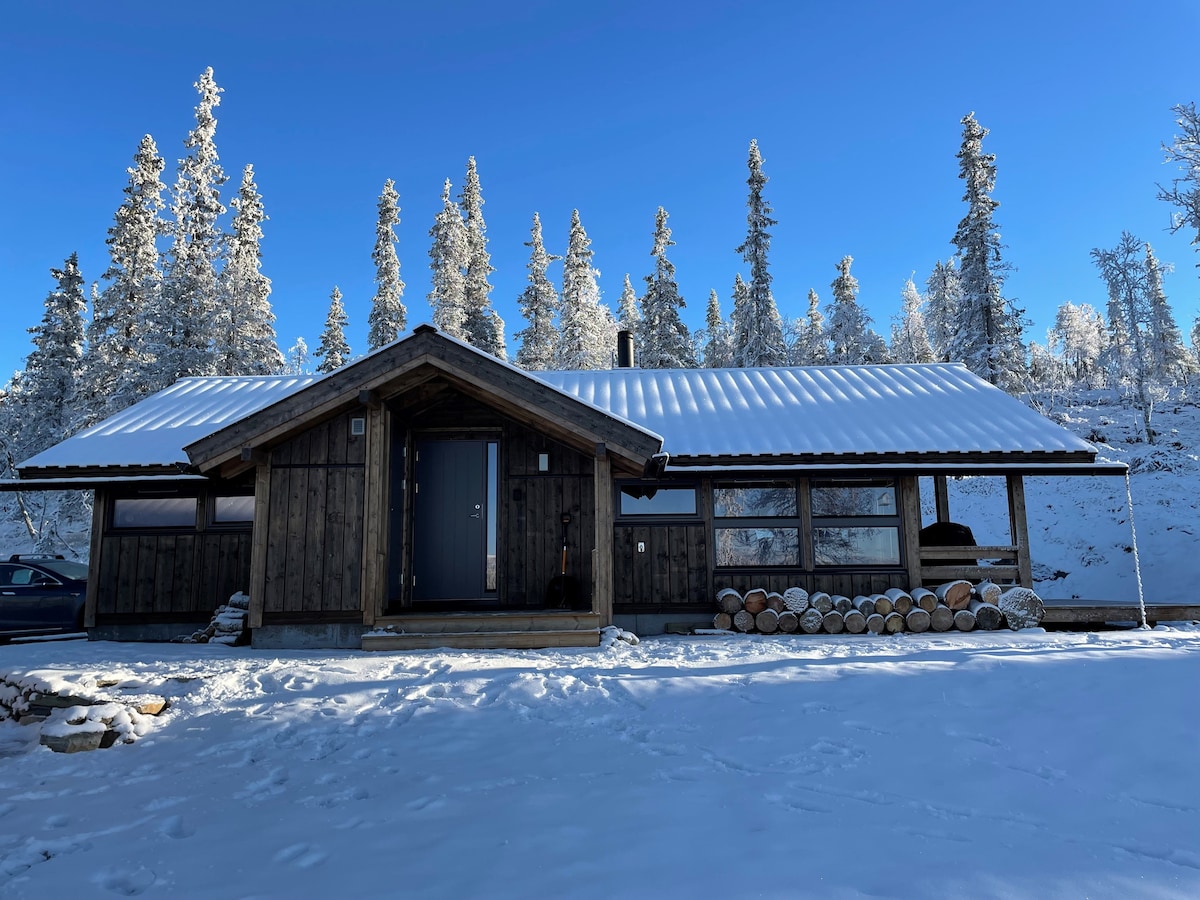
[809, 478, 902, 568]
[615, 481, 701, 522]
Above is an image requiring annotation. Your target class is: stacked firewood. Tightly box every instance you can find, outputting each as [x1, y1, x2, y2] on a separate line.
[713, 581, 1043, 635]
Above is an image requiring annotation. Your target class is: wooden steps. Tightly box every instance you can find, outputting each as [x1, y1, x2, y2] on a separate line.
[362, 611, 602, 651]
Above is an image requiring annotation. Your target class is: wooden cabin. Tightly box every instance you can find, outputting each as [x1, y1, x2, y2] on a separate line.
[10, 325, 1124, 649]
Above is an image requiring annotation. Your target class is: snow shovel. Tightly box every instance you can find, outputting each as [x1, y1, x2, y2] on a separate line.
[545, 513, 581, 610]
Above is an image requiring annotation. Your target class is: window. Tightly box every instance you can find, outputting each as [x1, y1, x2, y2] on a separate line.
[811, 479, 901, 566]
[213, 495, 255, 523]
[618, 485, 697, 517]
[112, 497, 198, 528]
[714, 480, 800, 567]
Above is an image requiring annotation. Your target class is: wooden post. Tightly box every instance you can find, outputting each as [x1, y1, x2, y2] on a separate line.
[247, 461, 272, 629]
[901, 476, 923, 591]
[593, 448, 614, 625]
[934, 475, 950, 523]
[83, 490, 106, 628]
[361, 405, 389, 625]
[1006, 474, 1033, 588]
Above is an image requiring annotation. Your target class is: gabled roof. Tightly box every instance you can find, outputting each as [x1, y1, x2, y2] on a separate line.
[538, 364, 1113, 472]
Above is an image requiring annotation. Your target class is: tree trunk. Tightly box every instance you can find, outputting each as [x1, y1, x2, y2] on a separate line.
[755, 608, 780, 634]
[743, 589, 768, 615]
[853, 595, 876, 617]
[843, 609, 867, 634]
[953, 608, 977, 631]
[832, 594, 854, 614]
[766, 592, 787, 613]
[866, 613, 886, 634]
[712, 612, 733, 630]
[905, 608, 931, 633]
[822, 610, 845, 634]
[930, 604, 955, 632]
[783, 587, 810, 613]
[911, 587, 938, 613]
[885, 588, 913, 615]
[998, 587, 1045, 630]
[884, 612, 906, 634]
[733, 609, 756, 633]
[935, 580, 972, 611]
[799, 608, 824, 634]
[872, 594, 894, 616]
[975, 580, 1002, 607]
[809, 592, 833, 614]
[716, 588, 743, 615]
[777, 610, 799, 633]
[968, 599, 1003, 631]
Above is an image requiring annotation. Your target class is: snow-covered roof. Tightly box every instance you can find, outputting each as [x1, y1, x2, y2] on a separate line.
[19, 375, 317, 471]
[536, 364, 1099, 462]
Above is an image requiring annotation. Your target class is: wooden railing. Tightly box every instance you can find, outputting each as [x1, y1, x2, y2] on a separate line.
[919, 545, 1020, 585]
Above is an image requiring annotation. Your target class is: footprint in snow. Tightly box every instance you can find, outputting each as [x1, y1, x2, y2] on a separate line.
[159, 814, 193, 839]
[273, 843, 328, 868]
[94, 866, 157, 896]
[45, 814, 70, 829]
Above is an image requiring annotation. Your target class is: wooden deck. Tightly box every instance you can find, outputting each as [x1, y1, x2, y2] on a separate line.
[1042, 598, 1200, 627]
[362, 611, 601, 651]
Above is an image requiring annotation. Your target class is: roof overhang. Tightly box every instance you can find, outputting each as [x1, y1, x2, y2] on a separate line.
[185, 326, 663, 476]
[0, 473, 210, 492]
[660, 457, 1128, 477]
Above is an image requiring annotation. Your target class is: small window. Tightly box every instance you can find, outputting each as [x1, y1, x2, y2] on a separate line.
[213, 495, 255, 523]
[618, 485, 697, 516]
[113, 497, 198, 528]
[714, 482, 797, 518]
[715, 527, 800, 567]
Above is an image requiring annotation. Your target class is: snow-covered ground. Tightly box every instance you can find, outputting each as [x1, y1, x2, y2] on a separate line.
[1, 393, 1198, 898]
[1, 628, 1199, 898]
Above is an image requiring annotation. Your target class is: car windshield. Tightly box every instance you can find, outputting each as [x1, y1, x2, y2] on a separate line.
[32, 559, 88, 580]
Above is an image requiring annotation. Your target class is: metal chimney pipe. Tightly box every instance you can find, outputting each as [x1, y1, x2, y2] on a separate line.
[616, 330, 635, 368]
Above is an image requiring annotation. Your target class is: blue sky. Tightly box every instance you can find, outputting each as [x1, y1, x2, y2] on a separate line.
[2, 1, 1198, 381]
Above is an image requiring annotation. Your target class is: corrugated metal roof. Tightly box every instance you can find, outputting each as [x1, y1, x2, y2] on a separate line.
[536, 364, 1098, 460]
[19, 375, 317, 470]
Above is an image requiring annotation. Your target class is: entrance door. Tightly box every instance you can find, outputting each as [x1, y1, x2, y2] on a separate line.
[411, 439, 496, 603]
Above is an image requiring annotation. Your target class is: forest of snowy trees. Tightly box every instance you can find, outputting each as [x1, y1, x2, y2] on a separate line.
[2, 71, 1199, 552]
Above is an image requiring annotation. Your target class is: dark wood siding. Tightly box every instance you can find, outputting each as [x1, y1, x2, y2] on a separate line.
[92, 484, 253, 624]
[261, 411, 366, 622]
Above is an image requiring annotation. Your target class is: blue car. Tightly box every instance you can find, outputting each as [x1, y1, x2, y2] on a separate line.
[0, 555, 88, 643]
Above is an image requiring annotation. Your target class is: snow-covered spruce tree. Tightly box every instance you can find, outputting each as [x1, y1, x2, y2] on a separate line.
[284, 337, 311, 375]
[731, 139, 786, 366]
[315, 286, 351, 373]
[702, 289, 734, 368]
[636, 207, 695, 368]
[459, 157, 505, 359]
[924, 258, 962, 362]
[890, 277, 936, 363]
[617, 273, 640, 333]
[1191, 316, 1200, 370]
[7, 256, 91, 550]
[80, 134, 167, 426]
[367, 178, 406, 350]
[1048, 301, 1108, 388]
[216, 164, 283, 375]
[1158, 102, 1200, 271]
[1092, 231, 1158, 439]
[950, 112, 1026, 389]
[787, 289, 829, 365]
[514, 213, 560, 370]
[826, 256, 888, 364]
[557, 210, 615, 369]
[1143, 243, 1196, 384]
[157, 67, 228, 387]
[428, 179, 468, 339]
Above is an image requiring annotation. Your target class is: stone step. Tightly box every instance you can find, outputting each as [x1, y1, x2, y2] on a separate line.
[362, 629, 601, 652]
[373, 612, 600, 635]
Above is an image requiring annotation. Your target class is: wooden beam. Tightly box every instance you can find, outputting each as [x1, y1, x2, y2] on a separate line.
[361, 404, 388, 625]
[84, 491, 106, 628]
[358, 389, 380, 408]
[247, 461, 271, 629]
[934, 475, 950, 522]
[900, 476, 923, 592]
[593, 451, 614, 625]
[239, 446, 267, 464]
[1007, 474, 1033, 588]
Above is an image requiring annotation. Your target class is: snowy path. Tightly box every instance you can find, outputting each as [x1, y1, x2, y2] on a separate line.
[1, 629, 1198, 898]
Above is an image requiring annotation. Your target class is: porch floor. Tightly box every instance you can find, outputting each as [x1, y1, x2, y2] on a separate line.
[1041, 598, 1200, 627]
[363, 610, 602, 651]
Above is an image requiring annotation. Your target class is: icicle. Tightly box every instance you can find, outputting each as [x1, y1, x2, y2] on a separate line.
[1123, 471, 1148, 629]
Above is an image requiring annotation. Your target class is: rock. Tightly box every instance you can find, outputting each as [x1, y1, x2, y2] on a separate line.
[27, 692, 95, 709]
[40, 730, 105, 754]
[132, 697, 168, 716]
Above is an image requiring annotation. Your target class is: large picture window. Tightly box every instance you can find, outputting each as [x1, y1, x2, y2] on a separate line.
[811, 479, 900, 566]
[714, 480, 800, 567]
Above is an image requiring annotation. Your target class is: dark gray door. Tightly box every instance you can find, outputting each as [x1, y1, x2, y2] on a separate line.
[412, 440, 487, 602]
